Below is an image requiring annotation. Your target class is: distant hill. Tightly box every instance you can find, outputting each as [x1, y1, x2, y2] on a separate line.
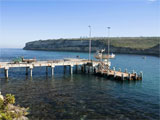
[24, 37, 160, 56]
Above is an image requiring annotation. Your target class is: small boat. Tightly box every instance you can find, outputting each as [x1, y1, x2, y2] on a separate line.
[142, 56, 146, 59]
[94, 50, 115, 59]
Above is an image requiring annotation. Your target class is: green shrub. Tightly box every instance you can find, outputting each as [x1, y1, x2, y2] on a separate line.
[0, 94, 29, 120]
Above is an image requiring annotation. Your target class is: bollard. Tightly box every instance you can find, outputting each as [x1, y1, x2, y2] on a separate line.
[114, 71, 116, 78]
[135, 72, 137, 80]
[140, 71, 143, 80]
[113, 67, 115, 71]
[125, 69, 127, 73]
[121, 73, 124, 80]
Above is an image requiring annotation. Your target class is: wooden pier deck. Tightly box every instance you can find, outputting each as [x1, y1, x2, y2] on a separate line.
[0, 58, 142, 80]
[96, 69, 142, 80]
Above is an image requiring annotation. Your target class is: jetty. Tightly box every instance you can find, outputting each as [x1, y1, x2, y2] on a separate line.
[0, 58, 142, 81]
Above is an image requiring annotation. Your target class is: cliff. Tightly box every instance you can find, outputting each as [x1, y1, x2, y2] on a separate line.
[23, 37, 160, 56]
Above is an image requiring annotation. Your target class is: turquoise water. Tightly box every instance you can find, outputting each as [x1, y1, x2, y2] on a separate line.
[0, 48, 159, 120]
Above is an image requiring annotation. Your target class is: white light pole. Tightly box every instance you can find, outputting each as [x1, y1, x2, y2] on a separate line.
[107, 27, 111, 57]
[107, 27, 111, 68]
[88, 25, 92, 61]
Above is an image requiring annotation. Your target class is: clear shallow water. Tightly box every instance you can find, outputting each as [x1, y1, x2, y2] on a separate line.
[0, 48, 159, 120]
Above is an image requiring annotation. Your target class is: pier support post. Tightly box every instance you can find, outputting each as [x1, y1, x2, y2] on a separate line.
[128, 72, 131, 80]
[46, 67, 48, 75]
[64, 66, 66, 74]
[29, 66, 33, 77]
[119, 68, 121, 72]
[84, 65, 86, 73]
[4, 67, 9, 79]
[75, 65, 78, 73]
[92, 66, 94, 74]
[51, 66, 55, 76]
[135, 72, 137, 80]
[121, 73, 124, 80]
[114, 71, 116, 78]
[70, 65, 73, 75]
[26, 67, 29, 75]
[94, 67, 96, 74]
[125, 69, 127, 73]
[107, 70, 109, 76]
[88, 66, 90, 73]
[81, 65, 83, 72]
[30, 68, 33, 77]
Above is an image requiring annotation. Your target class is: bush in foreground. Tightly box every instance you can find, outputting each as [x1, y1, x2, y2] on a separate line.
[0, 93, 29, 120]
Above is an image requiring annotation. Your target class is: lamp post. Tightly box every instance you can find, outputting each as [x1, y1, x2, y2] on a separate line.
[88, 25, 92, 61]
[107, 27, 111, 68]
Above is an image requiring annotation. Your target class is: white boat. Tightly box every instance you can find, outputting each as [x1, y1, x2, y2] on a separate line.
[94, 50, 115, 59]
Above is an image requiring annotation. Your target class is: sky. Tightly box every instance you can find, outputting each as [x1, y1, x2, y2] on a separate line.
[0, 0, 159, 48]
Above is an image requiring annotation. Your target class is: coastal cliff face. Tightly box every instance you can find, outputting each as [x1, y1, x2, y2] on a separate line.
[23, 39, 160, 56]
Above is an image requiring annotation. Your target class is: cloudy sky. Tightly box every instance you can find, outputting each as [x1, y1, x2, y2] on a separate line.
[0, 0, 159, 48]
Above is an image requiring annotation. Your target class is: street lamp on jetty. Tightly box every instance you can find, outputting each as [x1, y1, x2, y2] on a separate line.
[107, 27, 111, 68]
[88, 25, 92, 61]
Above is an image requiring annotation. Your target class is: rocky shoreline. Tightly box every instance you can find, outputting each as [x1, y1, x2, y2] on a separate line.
[23, 39, 160, 56]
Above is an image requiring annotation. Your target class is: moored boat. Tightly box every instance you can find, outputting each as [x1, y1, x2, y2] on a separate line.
[94, 49, 115, 59]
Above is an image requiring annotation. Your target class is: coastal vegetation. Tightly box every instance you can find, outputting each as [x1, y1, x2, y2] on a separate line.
[24, 37, 160, 56]
[0, 93, 29, 120]
[45, 37, 159, 49]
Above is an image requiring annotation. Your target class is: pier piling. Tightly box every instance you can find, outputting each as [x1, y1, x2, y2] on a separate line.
[51, 66, 55, 76]
[30, 68, 33, 77]
[5, 68, 9, 79]
[29, 66, 33, 77]
[114, 71, 116, 78]
[26, 67, 29, 75]
[75, 65, 78, 73]
[64, 66, 66, 74]
[46, 67, 48, 74]
[70, 65, 73, 75]
[121, 73, 124, 80]
[135, 72, 137, 80]
[128, 72, 131, 80]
